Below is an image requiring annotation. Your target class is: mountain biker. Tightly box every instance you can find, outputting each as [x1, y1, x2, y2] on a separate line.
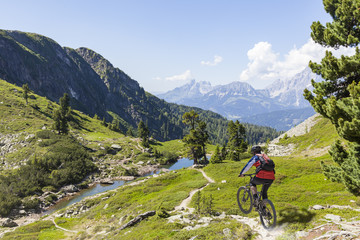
[238, 145, 275, 208]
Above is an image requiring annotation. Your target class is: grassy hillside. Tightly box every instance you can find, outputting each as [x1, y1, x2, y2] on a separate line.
[277, 115, 341, 156]
[0, 78, 194, 217]
[0, 78, 190, 166]
[3, 113, 360, 239]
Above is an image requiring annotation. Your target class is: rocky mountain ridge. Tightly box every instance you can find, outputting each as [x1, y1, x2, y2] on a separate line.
[157, 67, 322, 130]
[0, 29, 232, 142]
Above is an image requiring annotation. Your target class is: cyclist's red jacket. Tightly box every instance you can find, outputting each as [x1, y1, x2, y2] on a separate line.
[240, 153, 275, 180]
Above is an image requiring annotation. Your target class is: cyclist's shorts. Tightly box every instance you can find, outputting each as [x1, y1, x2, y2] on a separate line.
[250, 177, 273, 187]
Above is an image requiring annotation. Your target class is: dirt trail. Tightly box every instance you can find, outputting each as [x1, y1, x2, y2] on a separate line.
[231, 215, 284, 240]
[50, 218, 78, 233]
[174, 168, 214, 211]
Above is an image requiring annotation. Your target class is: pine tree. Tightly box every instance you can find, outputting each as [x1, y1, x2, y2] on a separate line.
[22, 84, 30, 104]
[126, 126, 134, 137]
[182, 111, 209, 164]
[227, 120, 247, 161]
[304, 0, 360, 196]
[182, 110, 199, 130]
[138, 120, 150, 147]
[210, 145, 222, 164]
[221, 144, 227, 160]
[53, 93, 71, 134]
[102, 117, 107, 127]
[53, 110, 61, 133]
[194, 191, 202, 215]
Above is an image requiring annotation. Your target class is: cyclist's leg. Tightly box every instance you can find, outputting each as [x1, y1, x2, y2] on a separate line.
[249, 178, 258, 197]
[250, 178, 260, 208]
[261, 180, 273, 199]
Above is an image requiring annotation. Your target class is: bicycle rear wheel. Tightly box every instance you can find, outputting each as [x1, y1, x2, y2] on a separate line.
[259, 199, 276, 229]
[237, 186, 253, 214]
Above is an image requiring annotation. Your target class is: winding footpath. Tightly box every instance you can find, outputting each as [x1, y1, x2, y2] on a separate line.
[174, 169, 215, 211]
[50, 218, 78, 233]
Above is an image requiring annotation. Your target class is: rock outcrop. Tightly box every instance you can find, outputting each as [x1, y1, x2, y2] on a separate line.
[119, 211, 156, 230]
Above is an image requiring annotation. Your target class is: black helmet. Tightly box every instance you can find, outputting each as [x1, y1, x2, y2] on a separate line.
[251, 145, 262, 154]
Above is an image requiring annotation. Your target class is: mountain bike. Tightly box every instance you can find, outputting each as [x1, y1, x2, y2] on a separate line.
[237, 173, 276, 229]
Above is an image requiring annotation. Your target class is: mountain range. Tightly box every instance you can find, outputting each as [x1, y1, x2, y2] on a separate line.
[0, 29, 279, 143]
[157, 67, 321, 130]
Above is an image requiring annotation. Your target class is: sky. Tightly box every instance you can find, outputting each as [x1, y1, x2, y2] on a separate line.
[0, 0, 353, 93]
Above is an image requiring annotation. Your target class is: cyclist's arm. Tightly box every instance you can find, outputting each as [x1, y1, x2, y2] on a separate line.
[239, 155, 257, 175]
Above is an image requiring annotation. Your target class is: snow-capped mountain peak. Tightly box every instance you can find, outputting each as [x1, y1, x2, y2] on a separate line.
[156, 67, 322, 130]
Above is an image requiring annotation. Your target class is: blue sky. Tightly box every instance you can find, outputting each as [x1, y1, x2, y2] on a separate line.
[0, 0, 345, 93]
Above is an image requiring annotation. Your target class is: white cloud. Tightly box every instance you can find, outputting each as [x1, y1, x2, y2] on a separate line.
[201, 55, 223, 66]
[152, 77, 162, 81]
[239, 39, 355, 88]
[165, 70, 193, 82]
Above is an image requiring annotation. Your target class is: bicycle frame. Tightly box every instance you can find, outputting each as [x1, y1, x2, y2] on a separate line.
[238, 173, 277, 229]
[242, 173, 265, 202]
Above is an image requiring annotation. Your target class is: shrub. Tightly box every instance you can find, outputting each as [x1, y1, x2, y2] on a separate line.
[38, 138, 59, 147]
[123, 167, 139, 177]
[162, 151, 178, 164]
[136, 152, 152, 162]
[0, 135, 97, 215]
[0, 190, 21, 217]
[36, 130, 56, 139]
[45, 193, 57, 203]
[23, 197, 40, 210]
[42, 186, 56, 192]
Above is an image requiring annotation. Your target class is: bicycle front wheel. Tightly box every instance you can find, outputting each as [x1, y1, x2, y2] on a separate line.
[259, 199, 276, 229]
[237, 186, 253, 214]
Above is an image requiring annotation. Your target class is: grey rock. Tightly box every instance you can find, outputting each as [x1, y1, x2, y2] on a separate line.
[119, 211, 156, 230]
[296, 231, 309, 238]
[19, 210, 26, 215]
[61, 185, 79, 193]
[324, 214, 342, 222]
[55, 213, 64, 218]
[25, 134, 35, 140]
[1, 218, 18, 227]
[111, 144, 122, 150]
[80, 205, 87, 212]
[311, 205, 325, 210]
[100, 179, 114, 185]
[223, 228, 232, 238]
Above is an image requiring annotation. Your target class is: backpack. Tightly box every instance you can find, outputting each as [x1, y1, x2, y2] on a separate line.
[256, 154, 275, 173]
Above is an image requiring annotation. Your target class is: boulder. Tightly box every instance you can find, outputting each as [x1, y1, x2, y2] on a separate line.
[111, 144, 122, 150]
[61, 184, 79, 193]
[310, 205, 325, 210]
[119, 211, 156, 230]
[324, 214, 342, 222]
[1, 218, 18, 227]
[100, 179, 114, 185]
